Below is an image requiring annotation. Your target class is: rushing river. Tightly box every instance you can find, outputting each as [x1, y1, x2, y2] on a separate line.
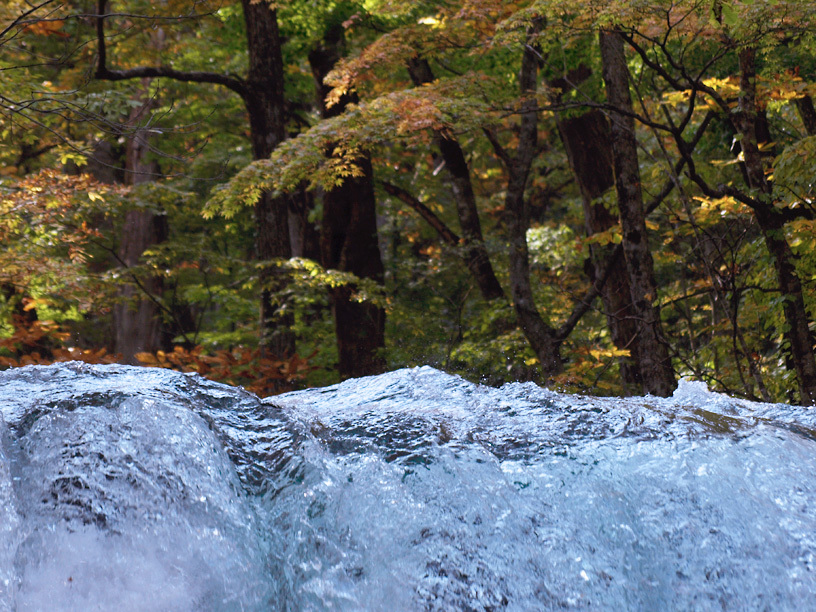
[0, 363, 814, 610]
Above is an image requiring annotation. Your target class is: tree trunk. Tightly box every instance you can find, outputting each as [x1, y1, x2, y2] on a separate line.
[319, 158, 386, 379]
[731, 47, 816, 404]
[288, 189, 321, 260]
[407, 58, 505, 301]
[753, 207, 816, 404]
[309, 25, 386, 379]
[599, 29, 676, 396]
[796, 95, 816, 136]
[503, 23, 564, 379]
[241, 0, 294, 358]
[506, 168, 563, 378]
[557, 110, 644, 393]
[114, 210, 167, 362]
[94, 0, 297, 357]
[113, 81, 167, 363]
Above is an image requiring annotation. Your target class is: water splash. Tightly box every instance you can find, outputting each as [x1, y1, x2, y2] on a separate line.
[0, 363, 815, 610]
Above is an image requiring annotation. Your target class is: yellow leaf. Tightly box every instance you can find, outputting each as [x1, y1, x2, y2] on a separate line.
[135, 352, 157, 365]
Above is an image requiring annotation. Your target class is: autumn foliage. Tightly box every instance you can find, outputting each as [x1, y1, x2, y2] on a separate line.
[135, 346, 318, 397]
[3, 0, 816, 403]
[0, 315, 316, 397]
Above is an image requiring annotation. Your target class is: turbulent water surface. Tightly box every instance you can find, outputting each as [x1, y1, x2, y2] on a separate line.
[0, 363, 814, 610]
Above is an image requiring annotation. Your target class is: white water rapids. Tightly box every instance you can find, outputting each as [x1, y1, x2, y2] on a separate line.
[0, 363, 814, 610]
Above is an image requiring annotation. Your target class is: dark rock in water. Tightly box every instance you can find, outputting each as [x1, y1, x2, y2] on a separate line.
[0, 363, 815, 610]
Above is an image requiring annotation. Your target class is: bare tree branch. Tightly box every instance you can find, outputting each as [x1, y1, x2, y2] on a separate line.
[379, 180, 461, 246]
[94, 0, 247, 97]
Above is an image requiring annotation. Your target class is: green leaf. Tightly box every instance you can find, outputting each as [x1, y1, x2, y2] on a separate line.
[721, 3, 740, 28]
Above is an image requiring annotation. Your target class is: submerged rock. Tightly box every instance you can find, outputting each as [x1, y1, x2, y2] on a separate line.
[0, 363, 814, 610]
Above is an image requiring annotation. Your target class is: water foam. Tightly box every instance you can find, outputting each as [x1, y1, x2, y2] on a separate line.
[0, 363, 814, 610]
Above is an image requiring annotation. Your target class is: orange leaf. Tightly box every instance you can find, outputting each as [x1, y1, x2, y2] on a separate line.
[25, 20, 70, 38]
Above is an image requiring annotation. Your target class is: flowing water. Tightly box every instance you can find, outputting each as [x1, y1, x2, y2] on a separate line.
[0, 363, 815, 610]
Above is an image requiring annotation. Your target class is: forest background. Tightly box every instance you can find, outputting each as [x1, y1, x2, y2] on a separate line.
[2, 0, 816, 404]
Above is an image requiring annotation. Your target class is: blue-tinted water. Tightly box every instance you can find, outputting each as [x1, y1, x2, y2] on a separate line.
[0, 363, 814, 610]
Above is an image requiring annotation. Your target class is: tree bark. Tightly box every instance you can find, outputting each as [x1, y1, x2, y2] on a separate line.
[599, 29, 676, 396]
[288, 189, 321, 260]
[753, 206, 816, 404]
[407, 58, 505, 301]
[114, 211, 167, 362]
[96, 0, 296, 358]
[380, 181, 462, 246]
[310, 24, 386, 379]
[796, 95, 816, 136]
[731, 47, 816, 404]
[501, 22, 564, 379]
[240, 0, 295, 357]
[109, 80, 168, 363]
[557, 110, 644, 393]
[486, 24, 617, 381]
